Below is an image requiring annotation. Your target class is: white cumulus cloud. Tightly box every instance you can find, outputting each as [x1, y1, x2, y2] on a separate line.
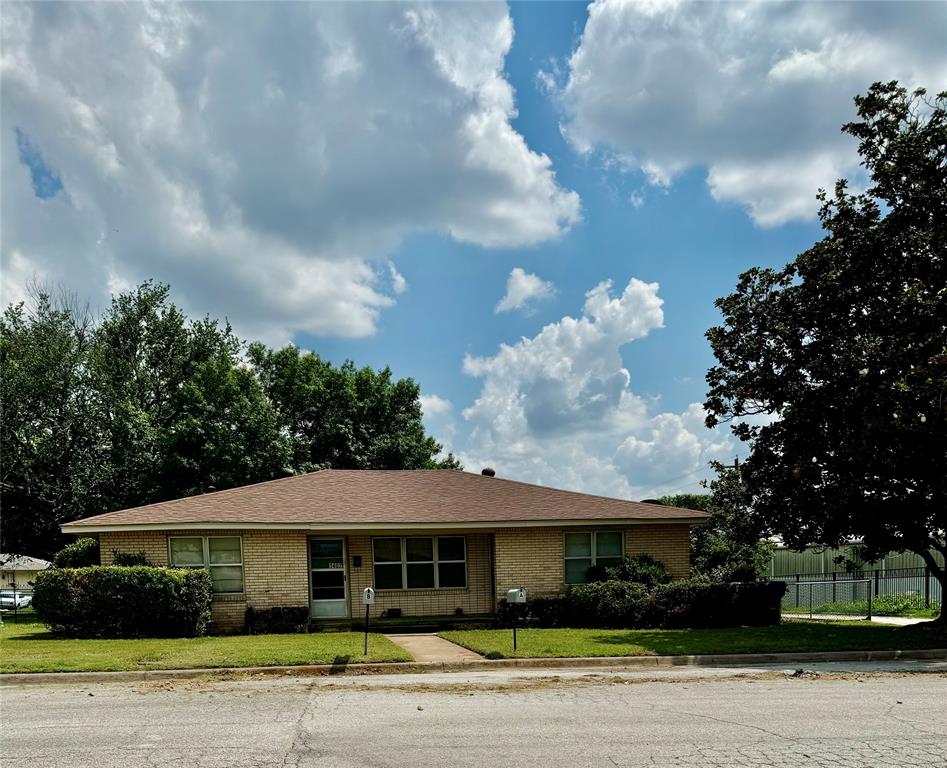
[556, 0, 946, 226]
[495, 267, 556, 314]
[420, 393, 453, 418]
[462, 277, 732, 498]
[1, 2, 579, 342]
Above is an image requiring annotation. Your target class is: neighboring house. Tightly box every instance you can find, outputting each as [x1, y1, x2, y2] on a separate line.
[61, 469, 707, 632]
[0, 554, 52, 588]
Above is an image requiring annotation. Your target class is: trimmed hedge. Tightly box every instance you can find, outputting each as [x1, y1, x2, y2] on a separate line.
[499, 579, 787, 630]
[33, 566, 213, 638]
[245, 606, 310, 634]
[53, 538, 100, 568]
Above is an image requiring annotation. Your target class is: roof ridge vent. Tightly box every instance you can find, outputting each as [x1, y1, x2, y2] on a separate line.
[481, 467, 496, 477]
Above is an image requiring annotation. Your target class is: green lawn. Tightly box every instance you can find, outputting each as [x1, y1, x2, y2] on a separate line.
[440, 621, 947, 659]
[0, 617, 411, 673]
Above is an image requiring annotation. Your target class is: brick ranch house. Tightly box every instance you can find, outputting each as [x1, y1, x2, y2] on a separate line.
[61, 469, 707, 632]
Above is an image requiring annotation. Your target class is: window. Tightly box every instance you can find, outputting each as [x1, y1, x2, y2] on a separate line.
[564, 531, 623, 585]
[437, 536, 467, 588]
[169, 536, 244, 594]
[405, 537, 435, 589]
[372, 538, 403, 590]
[372, 536, 466, 589]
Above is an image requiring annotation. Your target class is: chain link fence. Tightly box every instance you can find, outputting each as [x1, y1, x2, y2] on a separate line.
[777, 567, 941, 621]
[781, 579, 873, 620]
[0, 586, 35, 624]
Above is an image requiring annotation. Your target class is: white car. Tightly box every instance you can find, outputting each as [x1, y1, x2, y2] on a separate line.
[0, 590, 32, 610]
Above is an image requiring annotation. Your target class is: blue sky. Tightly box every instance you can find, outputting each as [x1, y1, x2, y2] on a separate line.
[3, 1, 943, 498]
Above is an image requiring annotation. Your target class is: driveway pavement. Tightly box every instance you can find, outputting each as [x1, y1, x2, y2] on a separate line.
[2, 663, 945, 767]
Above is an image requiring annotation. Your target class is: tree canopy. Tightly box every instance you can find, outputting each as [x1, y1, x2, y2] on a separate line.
[704, 82, 947, 613]
[1, 282, 456, 558]
[248, 343, 459, 472]
[661, 462, 774, 582]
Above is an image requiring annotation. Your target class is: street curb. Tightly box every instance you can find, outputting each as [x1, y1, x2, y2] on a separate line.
[1, 648, 945, 686]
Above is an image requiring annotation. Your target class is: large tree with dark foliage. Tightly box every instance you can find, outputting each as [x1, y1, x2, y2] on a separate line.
[1, 282, 456, 558]
[705, 82, 947, 619]
[1, 292, 104, 559]
[248, 343, 459, 472]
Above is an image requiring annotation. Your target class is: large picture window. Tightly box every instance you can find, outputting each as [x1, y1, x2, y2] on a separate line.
[372, 536, 467, 590]
[564, 531, 623, 585]
[169, 536, 244, 594]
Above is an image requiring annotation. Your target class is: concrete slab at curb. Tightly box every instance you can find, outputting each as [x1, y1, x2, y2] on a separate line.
[1, 647, 945, 686]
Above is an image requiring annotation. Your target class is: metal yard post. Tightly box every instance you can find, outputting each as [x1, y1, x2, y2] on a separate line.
[867, 588, 872, 621]
[362, 587, 375, 656]
[925, 566, 931, 609]
[506, 588, 526, 656]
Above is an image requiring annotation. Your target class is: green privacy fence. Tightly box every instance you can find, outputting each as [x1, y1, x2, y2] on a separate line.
[768, 545, 944, 578]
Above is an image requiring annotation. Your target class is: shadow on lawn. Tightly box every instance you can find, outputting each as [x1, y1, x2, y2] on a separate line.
[588, 628, 709, 655]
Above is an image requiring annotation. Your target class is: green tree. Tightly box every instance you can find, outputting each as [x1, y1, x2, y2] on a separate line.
[661, 463, 774, 581]
[90, 283, 290, 507]
[705, 83, 947, 618]
[1, 293, 107, 558]
[248, 343, 459, 471]
[2, 282, 289, 556]
[2, 281, 457, 557]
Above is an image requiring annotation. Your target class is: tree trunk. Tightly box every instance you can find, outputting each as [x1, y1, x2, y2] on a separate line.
[917, 548, 946, 625]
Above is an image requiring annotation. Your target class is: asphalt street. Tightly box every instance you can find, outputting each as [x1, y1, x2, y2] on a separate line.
[2, 663, 945, 767]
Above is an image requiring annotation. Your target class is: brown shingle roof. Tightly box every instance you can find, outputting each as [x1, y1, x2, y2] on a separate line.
[62, 470, 707, 531]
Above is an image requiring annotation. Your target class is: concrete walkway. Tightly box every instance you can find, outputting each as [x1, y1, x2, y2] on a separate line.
[870, 615, 931, 626]
[783, 613, 932, 626]
[384, 632, 482, 663]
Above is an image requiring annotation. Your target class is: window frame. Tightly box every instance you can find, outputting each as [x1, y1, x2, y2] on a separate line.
[372, 536, 467, 591]
[563, 530, 624, 585]
[168, 535, 244, 595]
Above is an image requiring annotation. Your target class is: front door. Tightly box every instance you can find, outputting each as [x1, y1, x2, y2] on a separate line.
[309, 538, 349, 618]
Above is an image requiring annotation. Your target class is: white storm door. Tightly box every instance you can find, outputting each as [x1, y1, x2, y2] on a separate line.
[309, 538, 349, 618]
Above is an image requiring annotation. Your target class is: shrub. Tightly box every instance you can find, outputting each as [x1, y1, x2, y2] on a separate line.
[245, 606, 310, 634]
[498, 579, 786, 630]
[111, 551, 151, 567]
[33, 566, 212, 638]
[648, 579, 786, 628]
[568, 581, 651, 628]
[498, 595, 574, 628]
[605, 555, 672, 587]
[53, 538, 100, 568]
[871, 593, 937, 615]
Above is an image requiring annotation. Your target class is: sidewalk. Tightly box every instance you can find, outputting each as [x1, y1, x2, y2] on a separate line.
[384, 633, 482, 663]
[783, 613, 931, 626]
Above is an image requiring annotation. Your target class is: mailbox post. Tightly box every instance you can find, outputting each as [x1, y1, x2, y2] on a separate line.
[362, 587, 375, 655]
[506, 587, 526, 654]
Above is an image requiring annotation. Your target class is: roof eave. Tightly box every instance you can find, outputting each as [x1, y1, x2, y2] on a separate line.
[62, 516, 707, 535]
